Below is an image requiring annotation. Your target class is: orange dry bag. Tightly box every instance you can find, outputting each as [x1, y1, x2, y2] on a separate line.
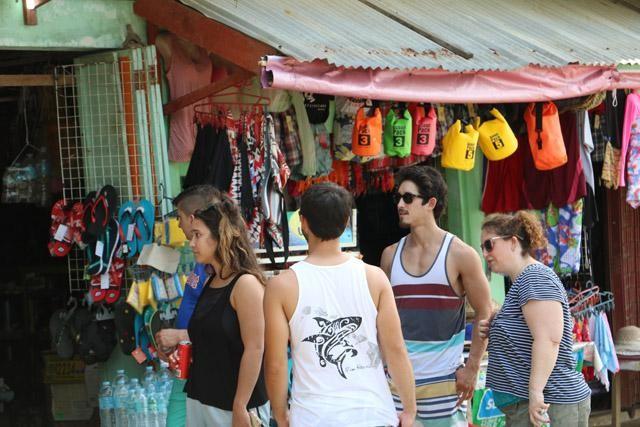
[524, 102, 567, 170]
[352, 107, 383, 157]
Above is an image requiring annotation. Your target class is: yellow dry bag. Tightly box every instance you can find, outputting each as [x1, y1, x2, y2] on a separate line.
[441, 120, 479, 171]
[477, 108, 518, 161]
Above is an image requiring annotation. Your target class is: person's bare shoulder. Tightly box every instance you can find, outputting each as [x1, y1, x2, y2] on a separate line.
[266, 269, 299, 301]
[448, 235, 482, 265]
[380, 242, 399, 275]
[267, 269, 296, 290]
[364, 262, 392, 307]
[231, 274, 263, 301]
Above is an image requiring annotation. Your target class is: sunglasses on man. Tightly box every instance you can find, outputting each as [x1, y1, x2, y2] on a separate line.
[393, 192, 424, 205]
[481, 235, 523, 252]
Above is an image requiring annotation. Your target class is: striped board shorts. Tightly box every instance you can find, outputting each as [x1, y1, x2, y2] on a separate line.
[391, 372, 467, 426]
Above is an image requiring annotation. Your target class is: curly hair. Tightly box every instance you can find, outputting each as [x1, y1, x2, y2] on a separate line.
[193, 195, 265, 285]
[481, 211, 547, 256]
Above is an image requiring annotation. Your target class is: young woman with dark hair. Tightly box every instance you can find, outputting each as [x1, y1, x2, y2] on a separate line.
[178, 194, 269, 426]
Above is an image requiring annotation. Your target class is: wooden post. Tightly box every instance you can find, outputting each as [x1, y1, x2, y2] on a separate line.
[613, 372, 621, 427]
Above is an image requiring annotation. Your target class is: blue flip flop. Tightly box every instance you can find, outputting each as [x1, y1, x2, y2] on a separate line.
[133, 199, 155, 255]
[117, 201, 136, 259]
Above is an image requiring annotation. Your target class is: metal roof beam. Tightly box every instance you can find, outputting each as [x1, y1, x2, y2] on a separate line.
[133, 0, 278, 74]
[356, 0, 474, 60]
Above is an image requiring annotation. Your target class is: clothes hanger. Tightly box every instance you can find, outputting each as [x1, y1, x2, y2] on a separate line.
[193, 84, 271, 115]
[10, 103, 37, 167]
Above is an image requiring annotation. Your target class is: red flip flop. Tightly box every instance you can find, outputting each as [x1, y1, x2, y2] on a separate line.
[70, 201, 86, 249]
[90, 275, 107, 303]
[48, 199, 73, 257]
[105, 253, 125, 305]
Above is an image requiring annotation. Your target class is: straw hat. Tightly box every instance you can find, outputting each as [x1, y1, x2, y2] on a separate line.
[615, 326, 640, 353]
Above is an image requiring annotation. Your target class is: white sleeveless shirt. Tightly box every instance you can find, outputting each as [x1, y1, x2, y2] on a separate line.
[288, 256, 398, 427]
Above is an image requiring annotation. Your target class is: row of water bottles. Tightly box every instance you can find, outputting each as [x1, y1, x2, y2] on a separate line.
[99, 363, 173, 427]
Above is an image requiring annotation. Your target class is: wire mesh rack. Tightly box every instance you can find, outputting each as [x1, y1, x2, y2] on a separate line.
[54, 46, 172, 293]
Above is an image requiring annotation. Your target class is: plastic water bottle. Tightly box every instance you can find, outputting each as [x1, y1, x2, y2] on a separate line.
[156, 362, 172, 402]
[156, 390, 167, 427]
[99, 381, 115, 427]
[133, 386, 148, 427]
[143, 366, 157, 388]
[127, 384, 138, 426]
[146, 384, 159, 427]
[113, 369, 129, 386]
[113, 379, 129, 427]
[157, 362, 171, 384]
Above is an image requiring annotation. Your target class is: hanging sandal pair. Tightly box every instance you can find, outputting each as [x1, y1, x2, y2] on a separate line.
[89, 248, 125, 304]
[118, 199, 155, 259]
[48, 198, 89, 257]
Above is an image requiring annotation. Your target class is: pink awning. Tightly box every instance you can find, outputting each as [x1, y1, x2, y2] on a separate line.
[262, 56, 640, 103]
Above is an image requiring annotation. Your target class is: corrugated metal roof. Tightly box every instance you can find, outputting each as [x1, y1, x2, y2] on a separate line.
[179, 0, 640, 71]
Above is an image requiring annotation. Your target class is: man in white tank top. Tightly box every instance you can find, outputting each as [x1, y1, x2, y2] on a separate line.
[265, 183, 417, 427]
[380, 165, 492, 426]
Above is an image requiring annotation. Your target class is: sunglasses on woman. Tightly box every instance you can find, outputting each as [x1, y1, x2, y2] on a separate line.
[481, 235, 522, 252]
[393, 192, 424, 205]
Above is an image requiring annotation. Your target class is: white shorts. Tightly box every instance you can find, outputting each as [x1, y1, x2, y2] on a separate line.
[186, 398, 270, 427]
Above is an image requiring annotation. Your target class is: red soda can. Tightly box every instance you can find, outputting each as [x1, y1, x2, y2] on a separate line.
[174, 340, 192, 379]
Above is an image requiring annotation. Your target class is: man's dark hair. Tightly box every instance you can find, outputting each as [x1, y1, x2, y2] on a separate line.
[300, 183, 353, 241]
[173, 185, 222, 215]
[396, 165, 448, 219]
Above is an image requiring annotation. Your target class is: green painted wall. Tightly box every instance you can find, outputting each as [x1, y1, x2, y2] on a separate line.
[0, 0, 145, 50]
[446, 153, 506, 304]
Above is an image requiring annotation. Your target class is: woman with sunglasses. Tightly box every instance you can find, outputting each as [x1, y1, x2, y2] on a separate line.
[480, 212, 590, 427]
[179, 195, 269, 426]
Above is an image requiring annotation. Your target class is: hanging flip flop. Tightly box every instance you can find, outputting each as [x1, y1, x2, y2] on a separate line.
[105, 253, 125, 305]
[114, 299, 137, 355]
[48, 199, 74, 257]
[80, 191, 97, 245]
[70, 201, 87, 249]
[133, 199, 155, 255]
[118, 201, 137, 259]
[86, 218, 120, 276]
[86, 185, 118, 240]
[102, 219, 121, 275]
[89, 274, 107, 303]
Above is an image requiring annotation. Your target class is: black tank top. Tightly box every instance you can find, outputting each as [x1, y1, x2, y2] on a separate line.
[185, 274, 268, 410]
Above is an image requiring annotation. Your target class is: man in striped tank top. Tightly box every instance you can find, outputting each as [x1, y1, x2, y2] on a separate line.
[381, 165, 492, 426]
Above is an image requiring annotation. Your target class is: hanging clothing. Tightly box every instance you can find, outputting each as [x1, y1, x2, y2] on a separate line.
[523, 112, 586, 209]
[578, 111, 596, 191]
[228, 113, 264, 245]
[183, 123, 216, 189]
[261, 114, 290, 254]
[273, 110, 303, 170]
[184, 122, 234, 191]
[165, 37, 213, 162]
[481, 136, 526, 213]
[605, 90, 627, 150]
[589, 111, 607, 163]
[587, 312, 619, 391]
[290, 92, 317, 177]
[621, 93, 640, 207]
[536, 199, 584, 277]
